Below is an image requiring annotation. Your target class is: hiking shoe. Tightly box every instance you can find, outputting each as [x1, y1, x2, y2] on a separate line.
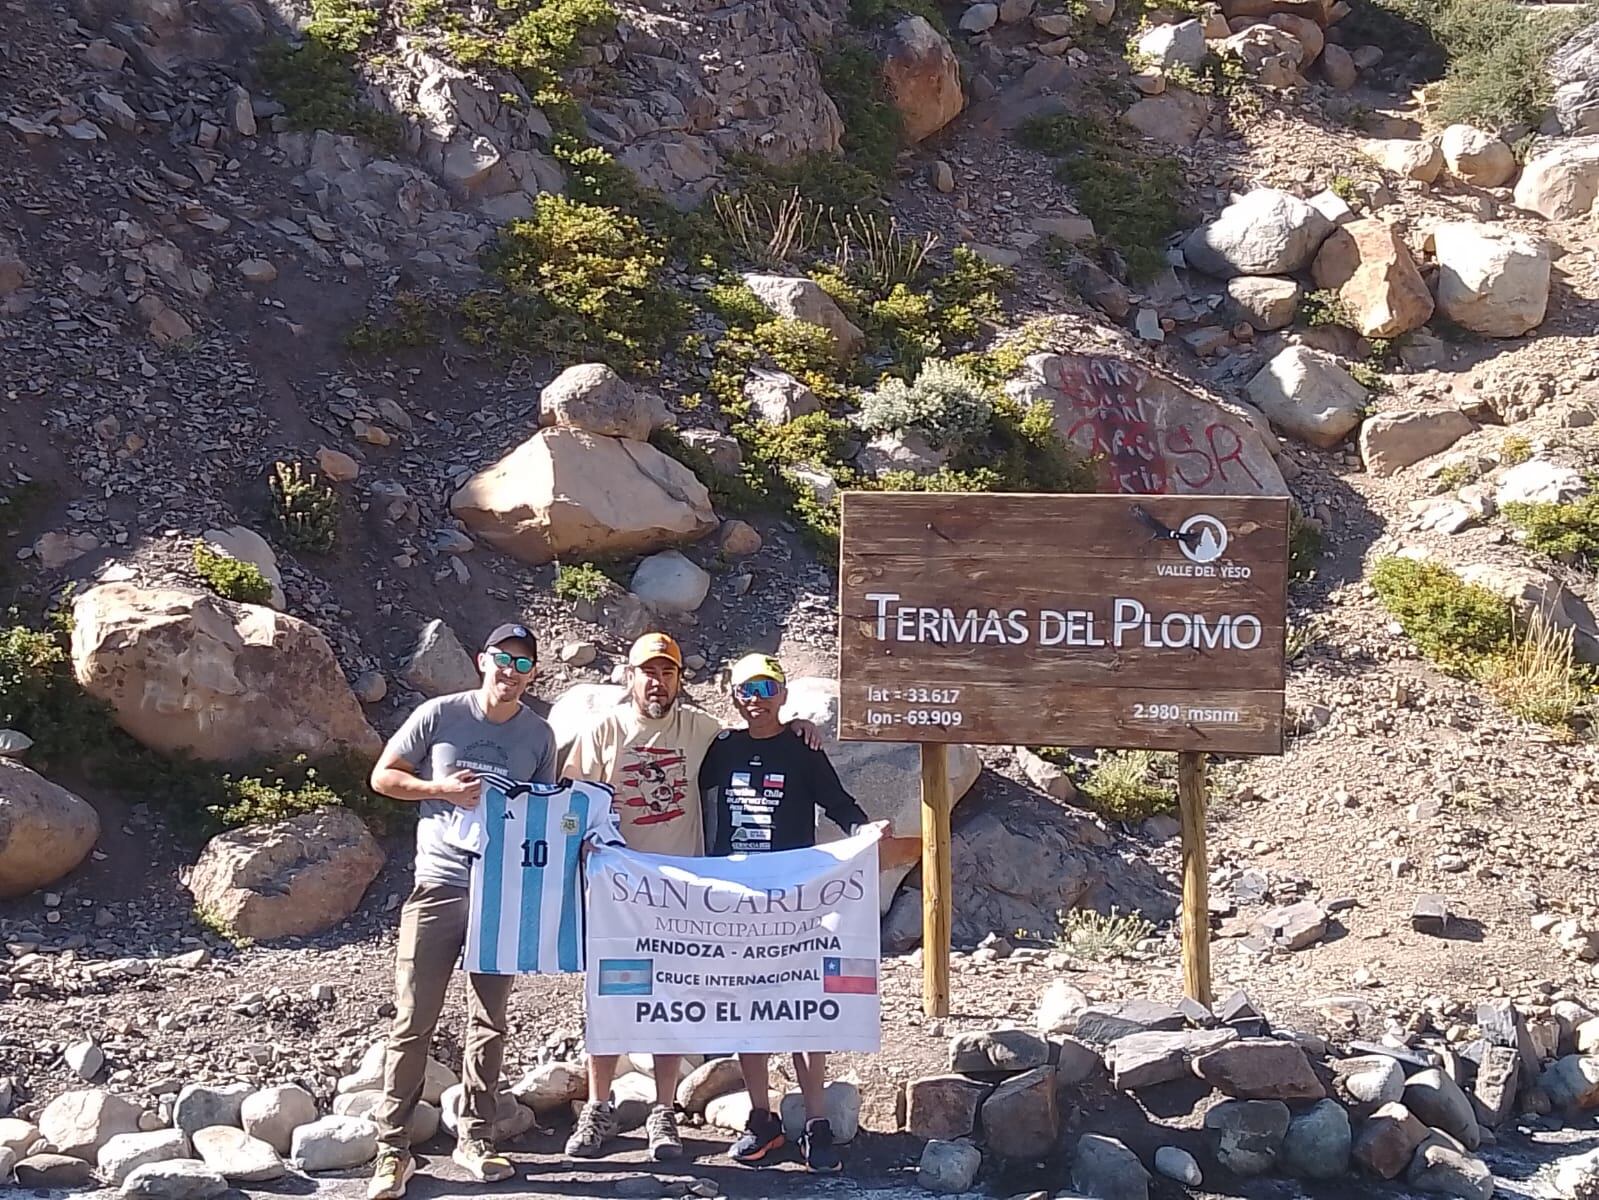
[645, 1104, 684, 1162]
[452, 1137, 514, 1183]
[729, 1108, 786, 1166]
[565, 1100, 619, 1159]
[800, 1118, 842, 1173]
[367, 1148, 416, 1200]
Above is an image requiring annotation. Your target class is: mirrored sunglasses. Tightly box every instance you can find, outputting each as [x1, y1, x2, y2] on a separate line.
[491, 651, 535, 674]
[735, 678, 780, 700]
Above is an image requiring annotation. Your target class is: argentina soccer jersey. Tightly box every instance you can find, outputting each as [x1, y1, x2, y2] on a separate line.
[448, 774, 620, 975]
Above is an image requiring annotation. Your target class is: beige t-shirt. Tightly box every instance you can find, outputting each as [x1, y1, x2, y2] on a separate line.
[563, 701, 725, 856]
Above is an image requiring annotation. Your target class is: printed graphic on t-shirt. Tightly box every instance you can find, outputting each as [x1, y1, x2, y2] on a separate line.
[727, 755, 785, 850]
[455, 738, 512, 776]
[618, 745, 688, 829]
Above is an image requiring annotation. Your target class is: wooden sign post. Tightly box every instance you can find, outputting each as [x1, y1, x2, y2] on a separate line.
[837, 493, 1288, 1015]
[1177, 750, 1211, 1007]
[920, 743, 952, 1017]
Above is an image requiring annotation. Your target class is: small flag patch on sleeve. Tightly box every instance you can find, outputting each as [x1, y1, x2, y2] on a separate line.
[597, 958, 654, 995]
[821, 956, 877, 995]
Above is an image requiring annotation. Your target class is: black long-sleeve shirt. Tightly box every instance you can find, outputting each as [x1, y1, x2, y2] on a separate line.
[698, 728, 870, 855]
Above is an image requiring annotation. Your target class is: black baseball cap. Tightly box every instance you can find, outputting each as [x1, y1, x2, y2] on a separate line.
[483, 623, 538, 660]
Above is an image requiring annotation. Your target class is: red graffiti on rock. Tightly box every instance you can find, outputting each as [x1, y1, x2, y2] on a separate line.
[1041, 355, 1268, 495]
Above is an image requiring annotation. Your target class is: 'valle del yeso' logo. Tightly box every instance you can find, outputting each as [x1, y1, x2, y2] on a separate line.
[1178, 514, 1229, 564]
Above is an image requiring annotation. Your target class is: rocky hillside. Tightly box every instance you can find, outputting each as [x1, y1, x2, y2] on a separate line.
[7, 0, 1599, 1194]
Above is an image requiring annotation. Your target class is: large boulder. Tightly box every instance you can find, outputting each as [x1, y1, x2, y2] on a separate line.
[980, 1067, 1059, 1159]
[882, 16, 964, 142]
[37, 1090, 141, 1162]
[780, 677, 979, 911]
[741, 274, 864, 357]
[1457, 562, 1599, 664]
[548, 683, 628, 763]
[1137, 19, 1207, 68]
[629, 550, 711, 613]
[0, 760, 99, 898]
[1360, 137, 1443, 183]
[1123, 88, 1211, 145]
[1226, 276, 1301, 330]
[1007, 353, 1288, 495]
[1440, 125, 1516, 188]
[539, 363, 667, 442]
[1311, 219, 1434, 338]
[1358, 410, 1473, 477]
[1245, 346, 1368, 448]
[1183, 188, 1333, 278]
[240, 1085, 317, 1156]
[70, 585, 380, 763]
[1513, 137, 1599, 220]
[401, 619, 478, 697]
[1555, 79, 1599, 137]
[450, 428, 718, 564]
[184, 806, 384, 941]
[1432, 221, 1550, 338]
[1219, 24, 1304, 89]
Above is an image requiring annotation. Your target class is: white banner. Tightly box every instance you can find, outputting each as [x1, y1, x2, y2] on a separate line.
[583, 829, 882, 1054]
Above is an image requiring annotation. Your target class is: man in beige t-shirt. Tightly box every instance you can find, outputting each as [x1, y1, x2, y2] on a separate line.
[563, 632, 723, 857]
[563, 632, 818, 1163]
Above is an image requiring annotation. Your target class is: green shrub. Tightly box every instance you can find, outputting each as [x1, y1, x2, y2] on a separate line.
[831, 211, 940, 293]
[554, 562, 610, 603]
[0, 619, 396, 835]
[1370, 556, 1514, 674]
[192, 544, 274, 605]
[713, 189, 824, 269]
[1289, 509, 1323, 580]
[0, 625, 112, 766]
[705, 280, 771, 331]
[1435, 461, 1476, 492]
[269, 461, 338, 554]
[1504, 497, 1599, 562]
[1016, 114, 1184, 282]
[858, 359, 994, 449]
[730, 152, 887, 221]
[1330, 174, 1361, 205]
[1056, 906, 1157, 960]
[438, 0, 615, 107]
[1345, 0, 1590, 128]
[849, 0, 949, 33]
[1080, 750, 1176, 822]
[1478, 611, 1590, 733]
[1499, 434, 1533, 465]
[819, 44, 904, 180]
[346, 292, 441, 354]
[1300, 288, 1352, 328]
[480, 194, 685, 368]
[258, 0, 400, 147]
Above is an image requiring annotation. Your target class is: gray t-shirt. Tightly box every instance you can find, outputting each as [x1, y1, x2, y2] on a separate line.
[384, 692, 558, 888]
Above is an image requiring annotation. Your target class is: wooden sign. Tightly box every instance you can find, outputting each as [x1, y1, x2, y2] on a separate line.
[837, 492, 1290, 757]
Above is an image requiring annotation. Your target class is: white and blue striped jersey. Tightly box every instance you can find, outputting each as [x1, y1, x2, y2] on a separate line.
[446, 775, 620, 975]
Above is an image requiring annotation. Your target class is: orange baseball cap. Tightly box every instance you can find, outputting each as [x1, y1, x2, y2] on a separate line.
[628, 632, 683, 668]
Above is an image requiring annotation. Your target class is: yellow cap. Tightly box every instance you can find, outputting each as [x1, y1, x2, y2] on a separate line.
[730, 652, 785, 687]
[628, 632, 683, 668]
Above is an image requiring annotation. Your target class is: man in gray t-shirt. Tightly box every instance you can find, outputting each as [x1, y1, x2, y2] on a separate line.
[366, 622, 556, 1199]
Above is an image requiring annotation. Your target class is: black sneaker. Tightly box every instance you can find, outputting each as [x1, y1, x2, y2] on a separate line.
[729, 1108, 786, 1166]
[800, 1118, 841, 1173]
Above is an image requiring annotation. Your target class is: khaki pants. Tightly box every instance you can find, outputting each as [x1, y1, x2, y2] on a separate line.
[376, 884, 514, 1150]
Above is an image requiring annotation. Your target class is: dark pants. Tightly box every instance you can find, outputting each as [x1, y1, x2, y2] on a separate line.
[375, 885, 514, 1149]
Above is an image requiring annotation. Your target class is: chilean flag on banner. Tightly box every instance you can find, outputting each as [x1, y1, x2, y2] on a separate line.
[822, 956, 878, 995]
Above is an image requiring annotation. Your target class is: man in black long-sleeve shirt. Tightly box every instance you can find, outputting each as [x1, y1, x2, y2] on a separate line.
[697, 653, 891, 1172]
